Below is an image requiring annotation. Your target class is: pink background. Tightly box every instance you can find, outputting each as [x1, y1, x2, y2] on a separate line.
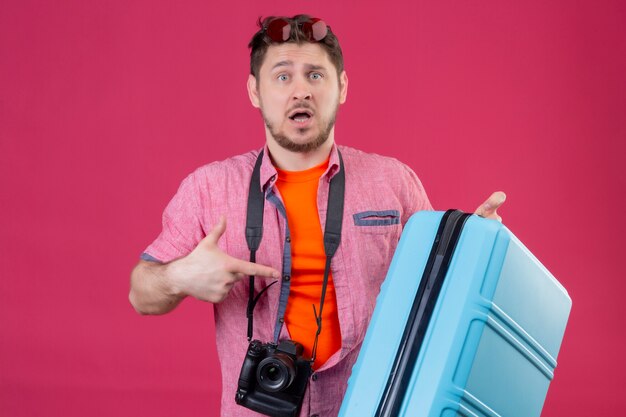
[1, 0, 624, 416]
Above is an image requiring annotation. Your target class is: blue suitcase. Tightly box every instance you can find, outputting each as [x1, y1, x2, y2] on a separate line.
[339, 210, 572, 417]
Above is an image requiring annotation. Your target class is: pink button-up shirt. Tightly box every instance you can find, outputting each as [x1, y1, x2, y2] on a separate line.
[143, 144, 432, 417]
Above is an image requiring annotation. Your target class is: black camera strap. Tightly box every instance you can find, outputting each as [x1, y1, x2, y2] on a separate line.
[245, 149, 345, 364]
[245, 150, 268, 341]
[310, 152, 344, 363]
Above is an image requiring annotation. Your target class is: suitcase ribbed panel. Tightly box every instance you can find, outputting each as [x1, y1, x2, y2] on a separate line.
[338, 212, 572, 417]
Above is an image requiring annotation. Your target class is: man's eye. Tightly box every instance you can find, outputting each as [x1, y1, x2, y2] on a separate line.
[310, 73, 323, 80]
[278, 74, 289, 81]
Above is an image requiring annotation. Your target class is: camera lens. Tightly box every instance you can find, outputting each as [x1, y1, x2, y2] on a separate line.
[266, 365, 281, 381]
[256, 353, 296, 392]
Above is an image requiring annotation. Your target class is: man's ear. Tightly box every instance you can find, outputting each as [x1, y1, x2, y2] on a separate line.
[247, 74, 261, 108]
[339, 70, 349, 104]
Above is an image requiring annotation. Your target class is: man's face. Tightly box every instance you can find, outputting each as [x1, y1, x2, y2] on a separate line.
[247, 42, 348, 153]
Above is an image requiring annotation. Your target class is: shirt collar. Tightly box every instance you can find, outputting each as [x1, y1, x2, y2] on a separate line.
[259, 143, 342, 191]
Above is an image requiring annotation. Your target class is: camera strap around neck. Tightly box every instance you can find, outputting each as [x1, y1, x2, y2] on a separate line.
[245, 149, 345, 363]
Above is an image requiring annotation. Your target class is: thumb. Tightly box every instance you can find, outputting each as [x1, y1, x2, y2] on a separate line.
[475, 191, 506, 218]
[203, 215, 227, 245]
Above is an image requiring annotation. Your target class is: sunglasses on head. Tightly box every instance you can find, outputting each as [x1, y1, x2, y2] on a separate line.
[264, 17, 329, 43]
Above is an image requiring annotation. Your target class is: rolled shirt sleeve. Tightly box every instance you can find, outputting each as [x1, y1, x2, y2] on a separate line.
[142, 171, 207, 263]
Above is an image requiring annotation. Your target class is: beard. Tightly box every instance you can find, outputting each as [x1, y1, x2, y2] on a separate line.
[262, 103, 338, 153]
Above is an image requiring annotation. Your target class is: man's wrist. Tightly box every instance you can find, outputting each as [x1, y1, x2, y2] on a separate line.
[162, 260, 187, 300]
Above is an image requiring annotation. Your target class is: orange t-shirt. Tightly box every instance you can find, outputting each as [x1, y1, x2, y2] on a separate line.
[275, 158, 341, 369]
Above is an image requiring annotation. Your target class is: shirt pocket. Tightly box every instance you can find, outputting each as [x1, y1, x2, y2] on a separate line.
[352, 210, 401, 234]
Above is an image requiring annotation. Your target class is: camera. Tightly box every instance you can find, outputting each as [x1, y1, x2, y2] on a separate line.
[236, 339, 312, 417]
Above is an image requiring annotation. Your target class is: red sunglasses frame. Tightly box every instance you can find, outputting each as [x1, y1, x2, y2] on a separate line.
[264, 18, 329, 43]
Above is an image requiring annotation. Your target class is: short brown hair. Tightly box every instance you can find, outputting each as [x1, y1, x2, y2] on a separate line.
[248, 15, 345, 80]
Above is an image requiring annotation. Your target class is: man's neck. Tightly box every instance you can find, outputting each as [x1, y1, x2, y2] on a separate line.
[266, 137, 334, 171]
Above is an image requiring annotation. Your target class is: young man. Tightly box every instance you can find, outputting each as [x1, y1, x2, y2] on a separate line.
[129, 15, 505, 417]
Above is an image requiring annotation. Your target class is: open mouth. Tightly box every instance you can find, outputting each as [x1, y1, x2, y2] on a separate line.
[288, 109, 313, 123]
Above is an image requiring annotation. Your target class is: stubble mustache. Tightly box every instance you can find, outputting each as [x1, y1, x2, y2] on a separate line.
[261, 101, 339, 154]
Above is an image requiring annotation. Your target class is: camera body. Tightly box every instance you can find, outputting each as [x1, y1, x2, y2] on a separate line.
[236, 339, 312, 417]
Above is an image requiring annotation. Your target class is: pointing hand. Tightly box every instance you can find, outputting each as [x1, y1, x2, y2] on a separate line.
[171, 216, 280, 303]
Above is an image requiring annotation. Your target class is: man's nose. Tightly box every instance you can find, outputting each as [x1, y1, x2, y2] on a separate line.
[291, 77, 312, 100]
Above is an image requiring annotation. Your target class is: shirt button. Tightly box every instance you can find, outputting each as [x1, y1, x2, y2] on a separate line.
[283, 275, 290, 281]
[311, 373, 318, 381]
[286, 236, 291, 243]
[279, 317, 284, 323]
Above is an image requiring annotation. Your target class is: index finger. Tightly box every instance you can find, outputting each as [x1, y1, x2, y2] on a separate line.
[227, 258, 281, 279]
